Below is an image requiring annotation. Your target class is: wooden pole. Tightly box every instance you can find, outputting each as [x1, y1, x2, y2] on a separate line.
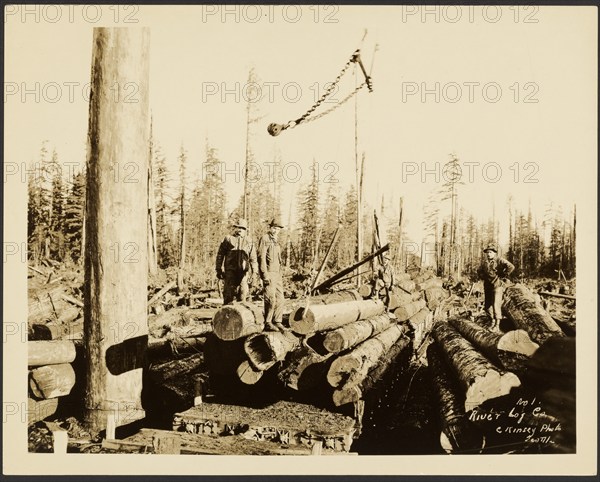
[398, 197, 404, 272]
[147, 116, 158, 276]
[313, 244, 389, 293]
[357, 152, 365, 287]
[83, 27, 150, 433]
[311, 226, 341, 292]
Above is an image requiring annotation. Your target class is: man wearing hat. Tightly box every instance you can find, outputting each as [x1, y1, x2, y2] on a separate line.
[258, 217, 286, 332]
[477, 242, 515, 332]
[215, 219, 258, 305]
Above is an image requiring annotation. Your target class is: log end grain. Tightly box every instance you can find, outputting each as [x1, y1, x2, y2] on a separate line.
[464, 370, 521, 412]
[237, 360, 264, 385]
[289, 307, 316, 335]
[327, 356, 362, 388]
[497, 329, 539, 357]
[332, 386, 361, 406]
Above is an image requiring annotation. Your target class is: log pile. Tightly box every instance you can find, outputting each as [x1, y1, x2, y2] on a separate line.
[206, 293, 411, 410]
[427, 280, 574, 453]
[26, 304, 215, 425]
[204, 271, 447, 413]
[28, 341, 79, 424]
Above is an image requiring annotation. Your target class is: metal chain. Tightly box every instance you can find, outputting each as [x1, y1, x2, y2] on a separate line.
[287, 51, 359, 129]
[301, 81, 367, 125]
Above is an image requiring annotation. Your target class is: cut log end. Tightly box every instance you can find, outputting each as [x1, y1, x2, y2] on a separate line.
[236, 360, 263, 385]
[464, 370, 521, 411]
[289, 307, 314, 335]
[497, 329, 539, 357]
[332, 386, 362, 406]
[322, 331, 345, 353]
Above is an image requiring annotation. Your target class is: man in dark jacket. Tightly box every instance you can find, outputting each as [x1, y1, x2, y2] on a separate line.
[477, 242, 515, 332]
[216, 219, 258, 305]
[258, 217, 286, 332]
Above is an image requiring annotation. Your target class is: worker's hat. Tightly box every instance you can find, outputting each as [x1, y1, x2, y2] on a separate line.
[483, 242, 498, 253]
[269, 217, 284, 228]
[233, 219, 248, 230]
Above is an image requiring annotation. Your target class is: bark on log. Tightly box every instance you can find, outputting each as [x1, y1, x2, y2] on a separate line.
[29, 340, 77, 367]
[29, 363, 76, 399]
[236, 360, 264, 385]
[393, 298, 427, 322]
[212, 302, 264, 341]
[244, 331, 301, 371]
[538, 291, 576, 301]
[416, 277, 444, 291]
[502, 284, 565, 345]
[83, 27, 150, 432]
[432, 321, 521, 411]
[332, 335, 410, 406]
[322, 313, 397, 354]
[277, 344, 333, 391]
[327, 324, 405, 388]
[396, 279, 416, 293]
[182, 308, 218, 322]
[167, 323, 213, 338]
[424, 286, 447, 311]
[28, 286, 65, 322]
[147, 336, 205, 360]
[148, 353, 204, 384]
[28, 397, 59, 425]
[358, 284, 373, 298]
[427, 343, 485, 454]
[289, 290, 362, 324]
[290, 299, 385, 335]
[395, 272, 412, 282]
[387, 289, 413, 311]
[448, 317, 539, 372]
[412, 271, 435, 284]
[408, 307, 432, 350]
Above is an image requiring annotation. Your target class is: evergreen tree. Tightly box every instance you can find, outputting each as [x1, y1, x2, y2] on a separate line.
[63, 169, 86, 263]
[297, 159, 321, 268]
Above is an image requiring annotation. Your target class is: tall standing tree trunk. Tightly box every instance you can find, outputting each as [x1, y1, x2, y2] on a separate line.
[83, 27, 150, 433]
[147, 119, 158, 276]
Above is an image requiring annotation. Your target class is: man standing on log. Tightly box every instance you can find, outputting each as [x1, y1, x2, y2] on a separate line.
[216, 219, 258, 305]
[477, 242, 514, 332]
[258, 218, 286, 332]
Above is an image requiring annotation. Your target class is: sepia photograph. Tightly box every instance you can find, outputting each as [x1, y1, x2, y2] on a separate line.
[3, 3, 597, 477]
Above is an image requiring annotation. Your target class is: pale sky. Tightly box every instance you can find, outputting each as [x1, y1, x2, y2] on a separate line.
[5, 5, 597, 245]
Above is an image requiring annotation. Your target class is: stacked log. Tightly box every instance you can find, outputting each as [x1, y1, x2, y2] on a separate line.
[427, 343, 485, 453]
[290, 299, 385, 335]
[431, 321, 521, 411]
[212, 302, 264, 341]
[332, 335, 411, 407]
[27, 340, 79, 424]
[322, 313, 396, 353]
[448, 316, 539, 373]
[327, 324, 407, 389]
[408, 307, 433, 350]
[502, 284, 565, 345]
